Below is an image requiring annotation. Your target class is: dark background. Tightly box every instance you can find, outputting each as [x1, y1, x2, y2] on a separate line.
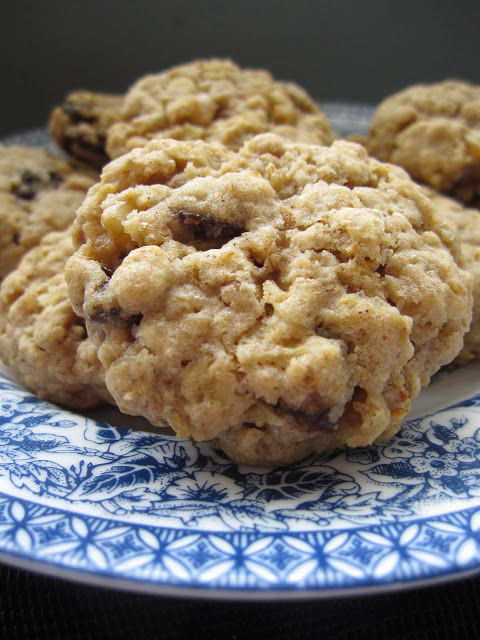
[1, 562, 479, 639]
[2, 0, 480, 137]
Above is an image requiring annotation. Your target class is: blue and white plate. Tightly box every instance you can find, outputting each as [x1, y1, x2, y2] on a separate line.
[1, 111, 479, 600]
[1, 361, 479, 599]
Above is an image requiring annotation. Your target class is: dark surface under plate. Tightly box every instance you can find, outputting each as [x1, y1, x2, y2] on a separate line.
[1, 561, 479, 639]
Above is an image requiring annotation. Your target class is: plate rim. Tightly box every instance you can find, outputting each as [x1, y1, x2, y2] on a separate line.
[0, 546, 479, 602]
[0, 371, 479, 599]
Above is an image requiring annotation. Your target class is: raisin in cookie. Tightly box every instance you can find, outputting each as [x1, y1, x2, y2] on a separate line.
[49, 90, 124, 169]
[106, 58, 333, 159]
[0, 144, 98, 279]
[422, 186, 480, 365]
[66, 134, 472, 466]
[367, 80, 480, 204]
[0, 227, 112, 409]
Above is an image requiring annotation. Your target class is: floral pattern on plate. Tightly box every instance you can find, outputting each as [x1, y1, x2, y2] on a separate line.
[0, 364, 480, 596]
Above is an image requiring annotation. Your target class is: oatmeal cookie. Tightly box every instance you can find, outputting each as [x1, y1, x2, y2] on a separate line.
[0, 144, 98, 279]
[106, 59, 333, 159]
[49, 90, 124, 169]
[367, 80, 480, 204]
[66, 134, 472, 466]
[423, 186, 480, 365]
[0, 227, 112, 409]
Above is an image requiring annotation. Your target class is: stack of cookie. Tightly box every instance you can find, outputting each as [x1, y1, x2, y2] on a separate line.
[0, 59, 477, 466]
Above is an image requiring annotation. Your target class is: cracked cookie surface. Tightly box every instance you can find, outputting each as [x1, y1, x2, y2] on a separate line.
[0, 228, 112, 409]
[49, 90, 124, 169]
[423, 186, 480, 365]
[106, 59, 333, 160]
[66, 134, 472, 466]
[367, 80, 480, 204]
[0, 144, 98, 279]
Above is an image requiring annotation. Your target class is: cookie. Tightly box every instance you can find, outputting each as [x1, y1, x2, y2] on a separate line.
[422, 186, 480, 365]
[65, 134, 472, 466]
[367, 80, 480, 204]
[106, 58, 334, 159]
[0, 144, 98, 279]
[0, 227, 112, 410]
[49, 90, 124, 169]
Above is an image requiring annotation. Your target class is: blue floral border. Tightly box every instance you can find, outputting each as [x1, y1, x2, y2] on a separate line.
[0, 490, 478, 593]
[1, 364, 480, 594]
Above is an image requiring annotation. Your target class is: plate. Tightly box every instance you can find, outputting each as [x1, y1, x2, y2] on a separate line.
[1, 107, 479, 600]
